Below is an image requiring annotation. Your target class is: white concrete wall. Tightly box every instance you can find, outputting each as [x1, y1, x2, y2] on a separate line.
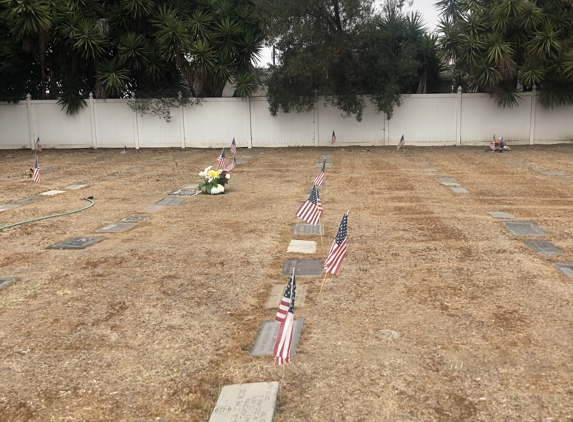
[1, 93, 573, 149]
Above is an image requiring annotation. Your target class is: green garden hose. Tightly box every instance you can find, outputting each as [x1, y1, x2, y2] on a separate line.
[0, 197, 94, 231]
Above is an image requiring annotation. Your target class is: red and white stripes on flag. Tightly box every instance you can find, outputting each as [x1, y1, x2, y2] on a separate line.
[296, 185, 323, 225]
[313, 158, 326, 186]
[231, 137, 237, 155]
[273, 273, 296, 366]
[35, 137, 42, 152]
[32, 157, 40, 183]
[397, 135, 405, 150]
[331, 130, 336, 144]
[224, 156, 236, 171]
[324, 213, 348, 275]
[216, 149, 226, 169]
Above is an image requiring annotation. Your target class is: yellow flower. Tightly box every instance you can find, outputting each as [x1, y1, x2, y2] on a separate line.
[208, 170, 221, 178]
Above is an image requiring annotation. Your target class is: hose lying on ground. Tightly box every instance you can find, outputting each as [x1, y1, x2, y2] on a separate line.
[0, 197, 94, 231]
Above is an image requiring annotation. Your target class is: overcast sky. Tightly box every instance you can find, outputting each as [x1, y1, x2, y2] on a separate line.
[257, 1, 442, 66]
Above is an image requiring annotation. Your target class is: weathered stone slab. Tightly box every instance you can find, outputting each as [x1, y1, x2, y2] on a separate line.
[541, 171, 566, 176]
[40, 190, 65, 196]
[183, 184, 199, 189]
[531, 168, 546, 173]
[524, 241, 563, 256]
[440, 182, 461, 187]
[114, 172, 129, 176]
[559, 177, 573, 182]
[423, 168, 437, 173]
[281, 259, 323, 276]
[0, 204, 19, 212]
[436, 177, 458, 183]
[209, 382, 278, 422]
[249, 319, 304, 357]
[293, 224, 324, 235]
[451, 187, 469, 193]
[121, 214, 150, 223]
[95, 222, 137, 233]
[142, 205, 165, 213]
[128, 167, 143, 172]
[12, 197, 45, 204]
[488, 211, 516, 219]
[286, 240, 317, 254]
[47, 236, 106, 250]
[414, 162, 430, 166]
[553, 263, 573, 280]
[315, 163, 332, 168]
[64, 184, 87, 190]
[156, 198, 184, 206]
[265, 284, 308, 308]
[168, 189, 199, 196]
[502, 222, 548, 237]
[104, 176, 118, 180]
[0, 278, 17, 290]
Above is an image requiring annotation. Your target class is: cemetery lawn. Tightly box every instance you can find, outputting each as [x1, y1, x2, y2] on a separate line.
[1, 145, 573, 421]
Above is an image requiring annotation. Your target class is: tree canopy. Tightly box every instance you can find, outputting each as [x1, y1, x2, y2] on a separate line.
[259, 0, 443, 120]
[0, 0, 264, 114]
[437, 0, 573, 108]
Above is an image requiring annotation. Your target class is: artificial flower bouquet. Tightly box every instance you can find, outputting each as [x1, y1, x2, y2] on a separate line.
[198, 166, 230, 195]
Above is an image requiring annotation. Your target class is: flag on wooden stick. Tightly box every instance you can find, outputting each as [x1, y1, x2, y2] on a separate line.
[121, 146, 127, 154]
[32, 157, 41, 183]
[273, 273, 296, 366]
[224, 156, 236, 171]
[331, 130, 337, 144]
[397, 135, 405, 150]
[35, 137, 42, 152]
[314, 158, 326, 186]
[231, 137, 237, 155]
[216, 149, 226, 169]
[324, 213, 348, 275]
[296, 185, 323, 225]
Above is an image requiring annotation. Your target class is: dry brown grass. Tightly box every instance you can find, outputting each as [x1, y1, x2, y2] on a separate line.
[1, 145, 573, 421]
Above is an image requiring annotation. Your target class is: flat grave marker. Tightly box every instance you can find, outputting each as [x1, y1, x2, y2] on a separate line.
[236, 159, 249, 165]
[451, 187, 469, 194]
[440, 182, 461, 187]
[488, 211, 516, 219]
[553, 263, 573, 280]
[0, 278, 17, 290]
[423, 168, 437, 173]
[183, 184, 199, 190]
[156, 198, 184, 206]
[249, 319, 304, 357]
[286, 240, 317, 254]
[95, 222, 137, 233]
[0, 204, 19, 212]
[168, 189, 199, 196]
[104, 176, 118, 180]
[142, 205, 165, 213]
[47, 236, 106, 250]
[414, 162, 430, 166]
[121, 214, 150, 223]
[128, 167, 143, 172]
[293, 224, 324, 235]
[209, 382, 279, 422]
[559, 177, 573, 182]
[40, 190, 65, 196]
[64, 184, 87, 190]
[541, 171, 566, 176]
[436, 177, 458, 184]
[524, 241, 563, 256]
[265, 284, 308, 308]
[12, 197, 45, 204]
[282, 259, 323, 276]
[502, 222, 548, 237]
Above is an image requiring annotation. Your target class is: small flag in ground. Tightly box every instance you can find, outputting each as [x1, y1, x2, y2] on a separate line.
[231, 137, 237, 154]
[296, 185, 323, 225]
[273, 273, 296, 366]
[314, 158, 326, 186]
[32, 157, 40, 183]
[397, 135, 405, 150]
[225, 156, 236, 171]
[331, 130, 336, 144]
[324, 213, 348, 275]
[35, 137, 42, 152]
[275, 272, 296, 323]
[217, 149, 226, 169]
[121, 146, 127, 154]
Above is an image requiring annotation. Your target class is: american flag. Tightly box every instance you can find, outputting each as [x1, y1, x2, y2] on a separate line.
[331, 130, 336, 144]
[121, 146, 127, 154]
[314, 158, 326, 186]
[231, 137, 237, 155]
[397, 135, 405, 150]
[324, 213, 348, 275]
[225, 156, 236, 171]
[35, 137, 42, 152]
[217, 149, 226, 169]
[273, 273, 296, 366]
[296, 185, 323, 225]
[32, 157, 40, 183]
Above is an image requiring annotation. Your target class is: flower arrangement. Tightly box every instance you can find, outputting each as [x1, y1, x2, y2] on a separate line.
[198, 166, 230, 194]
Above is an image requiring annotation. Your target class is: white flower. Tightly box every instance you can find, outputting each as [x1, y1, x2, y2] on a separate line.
[199, 166, 213, 177]
[211, 186, 221, 194]
[219, 185, 225, 192]
[225, 174, 231, 180]
[207, 176, 213, 183]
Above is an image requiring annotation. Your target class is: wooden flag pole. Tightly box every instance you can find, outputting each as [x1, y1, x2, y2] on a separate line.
[172, 156, 184, 180]
[319, 271, 328, 294]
